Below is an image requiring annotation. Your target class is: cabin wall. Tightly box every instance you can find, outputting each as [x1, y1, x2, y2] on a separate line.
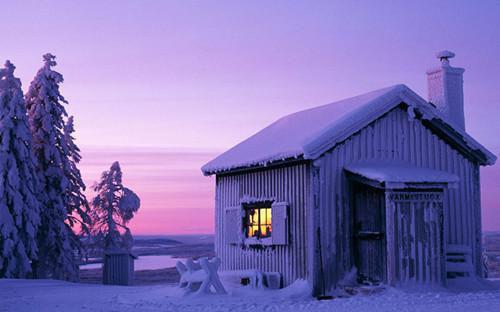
[214, 163, 310, 287]
[314, 106, 482, 293]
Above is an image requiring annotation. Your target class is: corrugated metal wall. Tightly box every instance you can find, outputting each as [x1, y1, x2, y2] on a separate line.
[103, 253, 134, 286]
[215, 163, 310, 287]
[314, 106, 482, 292]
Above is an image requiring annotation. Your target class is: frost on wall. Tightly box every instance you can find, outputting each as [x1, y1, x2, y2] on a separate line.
[0, 61, 40, 278]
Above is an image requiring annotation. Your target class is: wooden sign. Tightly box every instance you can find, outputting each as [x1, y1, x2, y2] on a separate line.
[388, 192, 442, 202]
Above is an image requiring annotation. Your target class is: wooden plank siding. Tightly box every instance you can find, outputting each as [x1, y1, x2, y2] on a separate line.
[214, 163, 310, 287]
[313, 105, 482, 293]
[385, 193, 445, 286]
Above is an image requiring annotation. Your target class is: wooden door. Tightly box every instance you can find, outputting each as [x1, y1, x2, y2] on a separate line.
[353, 184, 386, 284]
[386, 191, 445, 286]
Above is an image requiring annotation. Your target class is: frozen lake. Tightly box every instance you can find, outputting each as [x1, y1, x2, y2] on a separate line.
[80, 255, 185, 271]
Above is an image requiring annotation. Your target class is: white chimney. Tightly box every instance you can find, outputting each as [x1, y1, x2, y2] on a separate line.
[426, 50, 466, 130]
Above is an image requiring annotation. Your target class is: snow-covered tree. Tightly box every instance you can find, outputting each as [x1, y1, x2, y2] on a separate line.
[62, 116, 91, 237]
[0, 60, 40, 278]
[26, 54, 90, 280]
[90, 161, 140, 250]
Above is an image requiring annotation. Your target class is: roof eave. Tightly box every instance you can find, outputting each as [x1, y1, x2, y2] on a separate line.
[421, 117, 496, 166]
[202, 156, 308, 176]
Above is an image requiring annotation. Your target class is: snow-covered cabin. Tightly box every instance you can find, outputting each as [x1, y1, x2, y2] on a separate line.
[202, 51, 496, 294]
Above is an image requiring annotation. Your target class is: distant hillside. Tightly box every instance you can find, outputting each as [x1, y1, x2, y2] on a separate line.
[132, 234, 214, 257]
[133, 237, 182, 245]
[484, 232, 500, 278]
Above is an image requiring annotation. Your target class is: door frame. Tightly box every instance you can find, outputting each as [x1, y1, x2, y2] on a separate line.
[347, 171, 447, 286]
[350, 181, 387, 284]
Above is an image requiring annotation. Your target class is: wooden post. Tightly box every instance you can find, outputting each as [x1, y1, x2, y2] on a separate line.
[385, 192, 396, 286]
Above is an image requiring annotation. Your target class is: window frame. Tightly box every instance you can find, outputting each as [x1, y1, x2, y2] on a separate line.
[242, 201, 273, 244]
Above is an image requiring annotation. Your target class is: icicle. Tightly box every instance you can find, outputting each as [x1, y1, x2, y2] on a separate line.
[407, 105, 416, 122]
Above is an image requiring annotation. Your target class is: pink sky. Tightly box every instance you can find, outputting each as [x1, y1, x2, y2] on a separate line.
[79, 148, 218, 234]
[1, 1, 499, 233]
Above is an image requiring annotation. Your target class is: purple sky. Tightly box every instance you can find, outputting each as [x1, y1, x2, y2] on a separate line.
[2, 1, 499, 233]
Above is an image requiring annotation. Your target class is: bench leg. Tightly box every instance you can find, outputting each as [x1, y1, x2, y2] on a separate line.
[178, 257, 227, 295]
[198, 257, 227, 295]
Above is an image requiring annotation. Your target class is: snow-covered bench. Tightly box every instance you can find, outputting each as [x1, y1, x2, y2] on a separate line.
[219, 270, 282, 289]
[219, 269, 264, 288]
[176, 257, 227, 295]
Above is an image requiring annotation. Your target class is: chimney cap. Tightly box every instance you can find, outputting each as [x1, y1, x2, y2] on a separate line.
[436, 50, 455, 64]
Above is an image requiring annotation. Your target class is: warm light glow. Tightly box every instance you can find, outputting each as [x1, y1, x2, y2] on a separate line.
[247, 206, 272, 238]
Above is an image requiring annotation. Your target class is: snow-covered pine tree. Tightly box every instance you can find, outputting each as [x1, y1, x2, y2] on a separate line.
[26, 54, 89, 280]
[0, 60, 40, 278]
[62, 116, 91, 256]
[90, 161, 140, 251]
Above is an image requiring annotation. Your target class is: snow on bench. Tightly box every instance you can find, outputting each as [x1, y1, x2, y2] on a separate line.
[219, 270, 264, 288]
[176, 257, 227, 295]
[219, 270, 282, 289]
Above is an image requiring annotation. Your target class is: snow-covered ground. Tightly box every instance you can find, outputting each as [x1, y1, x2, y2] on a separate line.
[1, 278, 500, 312]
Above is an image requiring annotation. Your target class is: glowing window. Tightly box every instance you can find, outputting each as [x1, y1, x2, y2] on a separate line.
[244, 202, 272, 239]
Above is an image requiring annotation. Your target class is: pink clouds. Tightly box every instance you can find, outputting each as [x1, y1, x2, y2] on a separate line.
[79, 147, 218, 235]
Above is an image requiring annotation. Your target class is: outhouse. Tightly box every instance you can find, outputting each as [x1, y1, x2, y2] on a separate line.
[103, 250, 137, 286]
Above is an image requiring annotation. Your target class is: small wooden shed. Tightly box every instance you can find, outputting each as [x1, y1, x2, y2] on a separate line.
[202, 52, 496, 295]
[103, 250, 137, 286]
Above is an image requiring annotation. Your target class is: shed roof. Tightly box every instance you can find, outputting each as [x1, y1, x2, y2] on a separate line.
[345, 161, 459, 188]
[202, 84, 496, 175]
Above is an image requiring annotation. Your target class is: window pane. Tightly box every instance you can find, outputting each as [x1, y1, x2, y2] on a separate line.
[249, 209, 258, 225]
[261, 225, 272, 237]
[248, 225, 255, 237]
[260, 209, 266, 224]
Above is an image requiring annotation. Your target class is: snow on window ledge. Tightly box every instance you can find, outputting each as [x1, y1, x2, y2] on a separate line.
[240, 195, 276, 204]
[243, 237, 273, 246]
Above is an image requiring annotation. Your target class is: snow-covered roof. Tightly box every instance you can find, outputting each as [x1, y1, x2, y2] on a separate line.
[202, 84, 496, 175]
[344, 161, 459, 188]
